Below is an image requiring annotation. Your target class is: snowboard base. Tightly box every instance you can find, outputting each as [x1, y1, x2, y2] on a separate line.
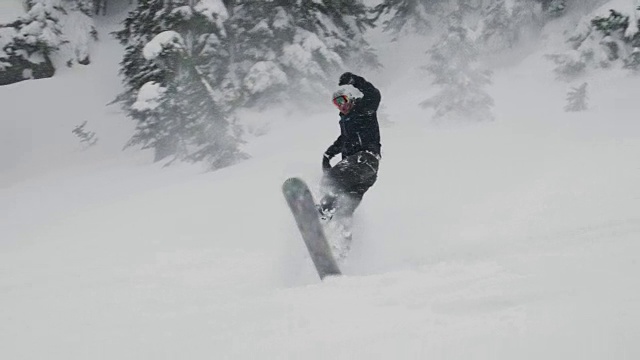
[282, 177, 341, 280]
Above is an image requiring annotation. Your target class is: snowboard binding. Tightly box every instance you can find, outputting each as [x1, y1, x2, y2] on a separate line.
[317, 194, 337, 221]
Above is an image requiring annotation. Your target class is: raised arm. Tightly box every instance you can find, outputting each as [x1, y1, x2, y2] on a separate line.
[338, 72, 381, 113]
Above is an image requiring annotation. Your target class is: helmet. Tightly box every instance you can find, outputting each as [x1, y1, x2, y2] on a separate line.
[332, 85, 363, 115]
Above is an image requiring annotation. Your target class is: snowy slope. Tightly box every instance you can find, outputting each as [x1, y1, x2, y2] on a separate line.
[1, 5, 640, 360]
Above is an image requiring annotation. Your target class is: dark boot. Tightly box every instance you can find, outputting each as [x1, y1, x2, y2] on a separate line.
[317, 194, 337, 220]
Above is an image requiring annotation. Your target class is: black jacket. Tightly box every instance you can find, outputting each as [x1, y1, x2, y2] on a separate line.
[325, 76, 381, 159]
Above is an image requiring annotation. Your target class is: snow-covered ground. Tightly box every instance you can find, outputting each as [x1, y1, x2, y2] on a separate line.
[1, 5, 639, 360]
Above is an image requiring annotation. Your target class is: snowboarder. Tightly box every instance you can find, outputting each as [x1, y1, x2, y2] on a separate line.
[318, 72, 382, 222]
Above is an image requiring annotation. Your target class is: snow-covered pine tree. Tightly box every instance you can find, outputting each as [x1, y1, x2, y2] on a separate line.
[116, 0, 379, 168]
[115, 1, 176, 161]
[539, 0, 566, 17]
[372, 0, 447, 38]
[304, 0, 379, 77]
[0, 0, 98, 85]
[481, 0, 517, 49]
[219, 0, 379, 108]
[479, 0, 540, 51]
[70, 0, 96, 15]
[593, 8, 640, 61]
[70, 0, 115, 16]
[374, 0, 557, 53]
[550, 6, 640, 79]
[564, 82, 588, 112]
[0, 0, 64, 85]
[58, 0, 98, 66]
[421, 10, 494, 122]
[116, 0, 246, 167]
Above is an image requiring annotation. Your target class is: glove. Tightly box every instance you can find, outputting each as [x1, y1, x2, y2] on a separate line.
[338, 72, 356, 86]
[322, 153, 332, 173]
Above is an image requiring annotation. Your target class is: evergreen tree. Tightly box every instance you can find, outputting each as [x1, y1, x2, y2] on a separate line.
[481, 0, 516, 49]
[220, 0, 379, 108]
[550, 7, 640, 78]
[0, 0, 64, 85]
[546, 51, 589, 80]
[479, 0, 539, 51]
[0, 0, 99, 84]
[71, 0, 96, 15]
[373, 0, 446, 37]
[592, 9, 630, 36]
[564, 82, 588, 112]
[538, 0, 566, 17]
[374, 0, 549, 49]
[421, 11, 494, 122]
[304, 0, 379, 77]
[115, 0, 378, 168]
[116, 0, 246, 167]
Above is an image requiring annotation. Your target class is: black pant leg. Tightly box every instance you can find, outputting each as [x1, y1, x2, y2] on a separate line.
[320, 152, 379, 217]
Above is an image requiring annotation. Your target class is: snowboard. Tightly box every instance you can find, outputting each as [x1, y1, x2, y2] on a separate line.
[282, 177, 341, 280]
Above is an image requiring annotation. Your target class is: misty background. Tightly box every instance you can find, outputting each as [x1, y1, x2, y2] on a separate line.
[3, 0, 636, 172]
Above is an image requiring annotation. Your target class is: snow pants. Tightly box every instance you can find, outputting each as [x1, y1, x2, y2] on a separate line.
[320, 151, 379, 218]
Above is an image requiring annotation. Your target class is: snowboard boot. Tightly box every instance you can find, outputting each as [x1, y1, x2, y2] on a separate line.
[317, 194, 337, 221]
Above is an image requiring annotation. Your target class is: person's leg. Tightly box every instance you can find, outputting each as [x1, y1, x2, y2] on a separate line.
[318, 172, 340, 218]
[321, 152, 380, 259]
[318, 156, 356, 217]
[335, 152, 379, 217]
[319, 151, 379, 218]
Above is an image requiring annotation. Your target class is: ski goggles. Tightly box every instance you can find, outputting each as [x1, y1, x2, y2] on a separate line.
[332, 95, 349, 107]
